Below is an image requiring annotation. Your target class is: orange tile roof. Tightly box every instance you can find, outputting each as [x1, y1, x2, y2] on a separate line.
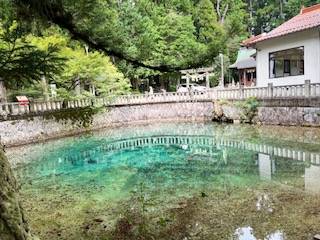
[242, 34, 265, 46]
[248, 3, 320, 45]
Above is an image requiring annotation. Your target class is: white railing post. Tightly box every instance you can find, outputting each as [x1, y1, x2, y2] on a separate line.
[268, 83, 273, 98]
[47, 101, 52, 111]
[4, 104, 9, 115]
[304, 80, 311, 98]
[36, 102, 41, 112]
[42, 102, 47, 111]
[239, 85, 244, 99]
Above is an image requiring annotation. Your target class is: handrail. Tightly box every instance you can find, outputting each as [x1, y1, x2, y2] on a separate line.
[1, 80, 320, 118]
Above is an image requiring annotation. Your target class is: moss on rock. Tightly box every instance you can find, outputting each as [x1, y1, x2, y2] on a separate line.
[43, 106, 104, 128]
[0, 148, 37, 240]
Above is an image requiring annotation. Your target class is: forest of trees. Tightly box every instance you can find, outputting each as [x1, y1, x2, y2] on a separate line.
[0, 0, 319, 101]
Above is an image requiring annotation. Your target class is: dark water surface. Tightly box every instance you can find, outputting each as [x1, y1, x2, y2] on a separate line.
[8, 123, 320, 240]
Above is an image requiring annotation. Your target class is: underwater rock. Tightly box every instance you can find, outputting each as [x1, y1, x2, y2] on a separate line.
[88, 159, 97, 164]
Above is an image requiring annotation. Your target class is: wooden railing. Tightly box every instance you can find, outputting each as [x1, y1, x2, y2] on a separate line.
[1, 80, 320, 118]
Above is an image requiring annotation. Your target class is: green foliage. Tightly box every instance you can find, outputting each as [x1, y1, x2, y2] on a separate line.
[0, 22, 131, 100]
[3, 0, 319, 96]
[235, 97, 260, 123]
[7, 83, 43, 101]
[209, 75, 220, 88]
[248, 0, 320, 35]
[58, 47, 131, 97]
[0, 22, 65, 89]
[15, 0, 249, 86]
[217, 99, 231, 106]
[27, 27, 131, 99]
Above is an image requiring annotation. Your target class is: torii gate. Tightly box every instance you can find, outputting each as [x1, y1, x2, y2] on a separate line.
[179, 67, 214, 89]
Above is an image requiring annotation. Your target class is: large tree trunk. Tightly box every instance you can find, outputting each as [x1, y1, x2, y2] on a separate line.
[0, 148, 37, 240]
[0, 78, 7, 103]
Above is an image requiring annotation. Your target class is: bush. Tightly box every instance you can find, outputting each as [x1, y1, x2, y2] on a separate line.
[235, 97, 260, 123]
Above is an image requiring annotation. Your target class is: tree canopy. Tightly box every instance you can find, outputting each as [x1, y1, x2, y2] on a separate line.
[0, 0, 317, 99]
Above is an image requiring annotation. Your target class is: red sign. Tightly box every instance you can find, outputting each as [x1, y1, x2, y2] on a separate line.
[16, 96, 29, 106]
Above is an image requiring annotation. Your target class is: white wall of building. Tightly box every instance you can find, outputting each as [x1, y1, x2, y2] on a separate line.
[256, 29, 320, 87]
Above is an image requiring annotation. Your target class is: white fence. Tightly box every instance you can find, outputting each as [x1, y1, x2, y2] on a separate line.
[111, 91, 215, 105]
[216, 80, 320, 99]
[0, 91, 215, 117]
[1, 80, 320, 118]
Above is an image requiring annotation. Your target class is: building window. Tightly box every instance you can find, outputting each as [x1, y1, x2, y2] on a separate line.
[269, 47, 304, 78]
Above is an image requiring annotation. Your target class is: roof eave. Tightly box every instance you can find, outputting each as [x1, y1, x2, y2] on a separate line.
[249, 26, 320, 46]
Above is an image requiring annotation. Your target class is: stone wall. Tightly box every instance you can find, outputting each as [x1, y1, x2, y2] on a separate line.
[0, 102, 214, 147]
[258, 107, 320, 126]
[2, 97, 320, 147]
[215, 98, 320, 126]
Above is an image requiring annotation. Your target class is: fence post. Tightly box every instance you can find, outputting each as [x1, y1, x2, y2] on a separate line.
[304, 80, 311, 98]
[4, 104, 9, 115]
[268, 83, 273, 98]
[239, 85, 244, 99]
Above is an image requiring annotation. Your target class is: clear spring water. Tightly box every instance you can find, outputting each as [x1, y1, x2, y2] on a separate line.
[8, 122, 320, 240]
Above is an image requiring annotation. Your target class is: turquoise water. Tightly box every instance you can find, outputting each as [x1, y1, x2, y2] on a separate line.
[9, 123, 320, 239]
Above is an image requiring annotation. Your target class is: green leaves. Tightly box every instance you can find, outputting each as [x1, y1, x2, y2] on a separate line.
[58, 46, 131, 97]
[110, 0, 248, 80]
[248, 0, 320, 35]
[0, 22, 65, 88]
[235, 97, 260, 123]
[0, 20, 130, 100]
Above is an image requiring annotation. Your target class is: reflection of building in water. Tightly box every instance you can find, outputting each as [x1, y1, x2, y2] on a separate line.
[234, 227, 284, 240]
[305, 165, 320, 194]
[258, 153, 273, 180]
[234, 227, 256, 240]
[258, 152, 320, 195]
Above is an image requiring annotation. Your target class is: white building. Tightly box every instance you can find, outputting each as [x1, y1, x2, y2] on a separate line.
[247, 4, 320, 87]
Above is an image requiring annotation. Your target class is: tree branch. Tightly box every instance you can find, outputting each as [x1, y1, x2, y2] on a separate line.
[14, 0, 195, 72]
[216, 0, 221, 20]
[222, 4, 229, 24]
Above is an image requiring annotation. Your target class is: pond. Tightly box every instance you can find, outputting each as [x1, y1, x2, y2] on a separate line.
[8, 122, 320, 240]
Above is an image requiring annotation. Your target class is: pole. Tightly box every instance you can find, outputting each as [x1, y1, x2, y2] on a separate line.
[219, 53, 224, 88]
[186, 74, 190, 89]
[206, 72, 210, 88]
[0, 78, 7, 103]
[41, 76, 49, 101]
